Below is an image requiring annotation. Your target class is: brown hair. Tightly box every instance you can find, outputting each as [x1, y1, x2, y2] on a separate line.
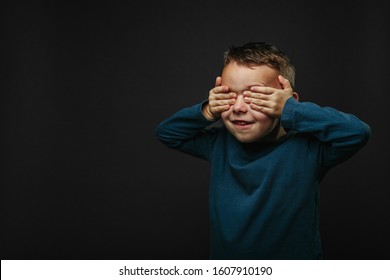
[224, 42, 296, 88]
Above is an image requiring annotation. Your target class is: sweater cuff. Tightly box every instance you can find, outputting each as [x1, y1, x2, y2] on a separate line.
[281, 97, 299, 130]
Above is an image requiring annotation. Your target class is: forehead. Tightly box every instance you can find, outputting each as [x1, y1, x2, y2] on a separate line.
[221, 62, 279, 90]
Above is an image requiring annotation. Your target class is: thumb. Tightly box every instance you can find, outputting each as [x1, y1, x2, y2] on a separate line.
[215, 76, 222, 87]
[278, 75, 292, 90]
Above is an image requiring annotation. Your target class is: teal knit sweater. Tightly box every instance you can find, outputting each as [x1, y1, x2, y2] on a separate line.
[156, 97, 370, 259]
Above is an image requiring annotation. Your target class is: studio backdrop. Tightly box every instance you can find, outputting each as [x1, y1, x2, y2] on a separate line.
[1, 2, 389, 259]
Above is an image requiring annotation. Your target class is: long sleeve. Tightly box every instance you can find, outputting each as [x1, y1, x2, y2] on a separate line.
[155, 102, 217, 160]
[281, 97, 371, 168]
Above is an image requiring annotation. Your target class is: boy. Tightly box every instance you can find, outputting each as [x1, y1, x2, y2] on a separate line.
[155, 42, 370, 259]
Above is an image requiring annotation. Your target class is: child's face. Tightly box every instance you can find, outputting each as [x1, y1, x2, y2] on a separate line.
[220, 62, 282, 143]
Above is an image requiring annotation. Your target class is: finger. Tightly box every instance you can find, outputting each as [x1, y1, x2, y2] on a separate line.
[249, 86, 275, 94]
[209, 98, 235, 107]
[249, 103, 272, 115]
[278, 75, 292, 90]
[245, 97, 272, 108]
[212, 85, 230, 94]
[215, 76, 222, 87]
[212, 104, 231, 114]
[243, 91, 270, 100]
[211, 92, 236, 100]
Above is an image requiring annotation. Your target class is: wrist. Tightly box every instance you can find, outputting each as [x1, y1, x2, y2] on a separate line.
[202, 102, 218, 121]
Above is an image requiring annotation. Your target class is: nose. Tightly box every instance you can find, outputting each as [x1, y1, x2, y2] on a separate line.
[232, 95, 248, 114]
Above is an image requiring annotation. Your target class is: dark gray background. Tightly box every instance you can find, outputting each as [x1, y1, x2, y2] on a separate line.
[1, 2, 389, 259]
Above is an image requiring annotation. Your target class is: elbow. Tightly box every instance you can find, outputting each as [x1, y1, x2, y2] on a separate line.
[154, 122, 181, 148]
[154, 123, 170, 145]
[353, 122, 371, 147]
[359, 122, 371, 145]
[154, 122, 164, 142]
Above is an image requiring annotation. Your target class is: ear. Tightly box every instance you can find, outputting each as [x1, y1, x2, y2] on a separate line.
[292, 91, 299, 101]
[278, 75, 299, 101]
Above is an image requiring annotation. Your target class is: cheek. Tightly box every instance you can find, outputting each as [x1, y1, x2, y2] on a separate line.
[251, 110, 274, 123]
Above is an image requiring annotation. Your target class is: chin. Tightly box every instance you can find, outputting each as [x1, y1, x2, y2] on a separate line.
[231, 133, 262, 143]
[238, 139, 257, 143]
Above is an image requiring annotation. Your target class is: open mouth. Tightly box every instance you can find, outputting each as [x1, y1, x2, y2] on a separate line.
[232, 120, 254, 127]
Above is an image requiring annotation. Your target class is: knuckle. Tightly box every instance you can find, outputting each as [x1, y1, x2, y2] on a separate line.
[254, 99, 262, 106]
[219, 100, 227, 106]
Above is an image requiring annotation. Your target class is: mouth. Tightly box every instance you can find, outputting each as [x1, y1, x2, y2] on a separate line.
[231, 120, 255, 128]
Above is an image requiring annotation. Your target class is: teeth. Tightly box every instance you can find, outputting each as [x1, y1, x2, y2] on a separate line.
[234, 121, 250, 125]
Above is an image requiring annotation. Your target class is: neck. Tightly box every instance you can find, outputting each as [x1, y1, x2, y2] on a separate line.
[259, 120, 286, 142]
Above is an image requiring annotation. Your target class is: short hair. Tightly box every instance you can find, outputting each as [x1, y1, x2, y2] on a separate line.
[224, 42, 296, 88]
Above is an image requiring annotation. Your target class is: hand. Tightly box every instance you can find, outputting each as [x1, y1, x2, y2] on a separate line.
[202, 76, 236, 121]
[243, 75, 297, 118]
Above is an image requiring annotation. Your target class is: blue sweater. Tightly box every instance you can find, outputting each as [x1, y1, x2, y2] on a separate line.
[155, 97, 370, 259]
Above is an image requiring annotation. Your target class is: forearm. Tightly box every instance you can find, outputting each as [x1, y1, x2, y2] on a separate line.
[281, 97, 371, 166]
[155, 102, 215, 149]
